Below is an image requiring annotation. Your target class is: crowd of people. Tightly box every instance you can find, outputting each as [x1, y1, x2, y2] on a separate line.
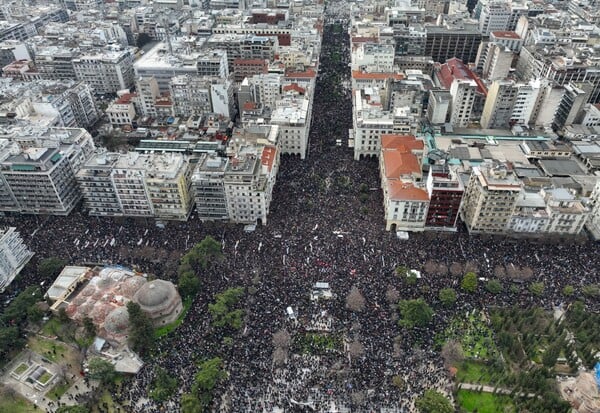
[2, 2, 599, 412]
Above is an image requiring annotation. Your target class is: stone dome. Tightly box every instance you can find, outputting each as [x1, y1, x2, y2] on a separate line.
[104, 307, 130, 334]
[133, 279, 177, 309]
[120, 276, 147, 297]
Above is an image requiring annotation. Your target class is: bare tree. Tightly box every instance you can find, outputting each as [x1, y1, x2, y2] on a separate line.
[424, 260, 438, 274]
[441, 340, 465, 368]
[435, 263, 449, 276]
[272, 347, 288, 367]
[494, 265, 506, 278]
[450, 262, 463, 277]
[348, 340, 365, 358]
[351, 391, 365, 406]
[346, 285, 366, 312]
[272, 329, 292, 349]
[464, 260, 479, 274]
[521, 266, 534, 280]
[393, 335, 403, 357]
[385, 286, 400, 304]
[505, 264, 520, 279]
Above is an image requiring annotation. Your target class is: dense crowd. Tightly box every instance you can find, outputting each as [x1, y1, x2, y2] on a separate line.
[2, 3, 599, 412]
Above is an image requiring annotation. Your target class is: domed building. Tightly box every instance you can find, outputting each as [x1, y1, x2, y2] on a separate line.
[103, 307, 130, 341]
[133, 279, 183, 326]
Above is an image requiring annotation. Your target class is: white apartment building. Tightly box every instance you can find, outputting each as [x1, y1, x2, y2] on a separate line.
[580, 104, 600, 127]
[106, 93, 136, 127]
[480, 43, 513, 81]
[77, 151, 194, 220]
[351, 43, 395, 73]
[510, 79, 541, 125]
[223, 144, 279, 225]
[460, 164, 522, 234]
[193, 154, 230, 222]
[450, 80, 479, 128]
[478, 2, 511, 36]
[586, 180, 600, 240]
[170, 75, 212, 118]
[542, 188, 589, 235]
[72, 49, 135, 95]
[248, 73, 282, 110]
[0, 128, 94, 215]
[481, 79, 541, 128]
[270, 96, 310, 159]
[352, 88, 394, 160]
[136, 76, 160, 118]
[427, 90, 451, 124]
[0, 227, 34, 292]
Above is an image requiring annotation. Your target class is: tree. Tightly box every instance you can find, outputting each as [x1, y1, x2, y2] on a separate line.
[346, 286, 366, 312]
[385, 286, 400, 304]
[461, 272, 478, 293]
[38, 257, 67, 279]
[542, 341, 561, 368]
[1, 286, 42, 326]
[186, 236, 223, 270]
[395, 265, 409, 278]
[0, 326, 23, 361]
[209, 287, 245, 330]
[87, 358, 116, 384]
[348, 340, 365, 358]
[178, 270, 200, 299]
[127, 301, 154, 354]
[529, 282, 545, 296]
[415, 389, 453, 413]
[192, 357, 227, 408]
[582, 284, 600, 298]
[562, 285, 575, 296]
[181, 393, 202, 413]
[392, 375, 405, 390]
[272, 329, 292, 349]
[397, 298, 433, 329]
[486, 279, 502, 294]
[83, 317, 96, 338]
[151, 366, 178, 402]
[438, 288, 456, 306]
[440, 340, 464, 368]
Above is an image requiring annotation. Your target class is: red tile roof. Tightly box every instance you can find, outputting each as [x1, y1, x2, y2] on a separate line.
[387, 181, 429, 201]
[283, 83, 305, 94]
[243, 101, 258, 111]
[116, 93, 135, 104]
[491, 31, 521, 39]
[381, 134, 424, 151]
[261, 145, 277, 172]
[352, 71, 404, 80]
[438, 58, 487, 95]
[382, 150, 421, 179]
[285, 68, 316, 78]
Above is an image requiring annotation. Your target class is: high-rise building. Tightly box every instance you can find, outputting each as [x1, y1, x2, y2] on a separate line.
[460, 163, 522, 234]
[0, 227, 34, 292]
[424, 25, 482, 64]
[425, 165, 464, 229]
[0, 128, 94, 215]
[72, 49, 135, 95]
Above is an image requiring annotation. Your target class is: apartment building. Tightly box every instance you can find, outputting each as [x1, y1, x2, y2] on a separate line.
[136, 77, 160, 118]
[460, 164, 522, 234]
[351, 43, 395, 73]
[435, 58, 487, 128]
[379, 134, 429, 232]
[425, 165, 464, 229]
[478, 2, 511, 36]
[270, 96, 310, 159]
[0, 128, 94, 215]
[170, 75, 212, 118]
[106, 93, 137, 127]
[193, 153, 230, 222]
[0, 227, 34, 292]
[77, 151, 194, 220]
[424, 25, 482, 64]
[353, 88, 394, 160]
[481, 79, 541, 128]
[72, 49, 135, 95]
